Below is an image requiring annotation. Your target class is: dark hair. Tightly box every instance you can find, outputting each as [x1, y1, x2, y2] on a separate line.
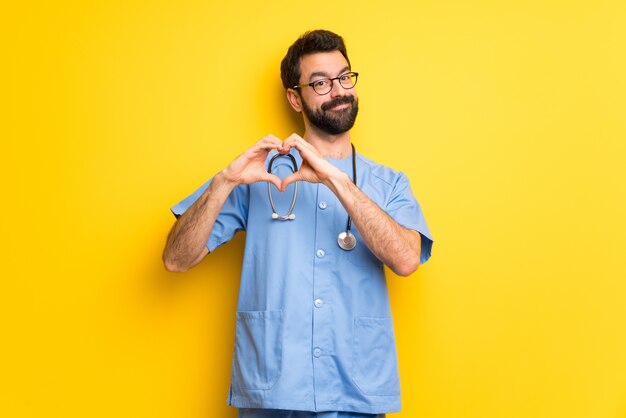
[280, 29, 350, 90]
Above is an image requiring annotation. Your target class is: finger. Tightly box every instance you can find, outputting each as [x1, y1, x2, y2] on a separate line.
[282, 133, 303, 149]
[260, 173, 283, 190]
[254, 135, 283, 152]
[286, 132, 304, 142]
[278, 135, 301, 154]
[245, 143, 275, 159]
[278, 143, 291, 154]
[262, 134, 282, 143]
[284, 134, 319, 158]
[258, 138, 282, 151]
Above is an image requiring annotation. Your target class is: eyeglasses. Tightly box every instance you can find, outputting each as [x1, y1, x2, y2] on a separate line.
[293, 72, 359, 95]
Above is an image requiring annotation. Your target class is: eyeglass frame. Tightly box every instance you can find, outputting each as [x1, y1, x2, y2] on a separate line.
[292, 72, 359, 95]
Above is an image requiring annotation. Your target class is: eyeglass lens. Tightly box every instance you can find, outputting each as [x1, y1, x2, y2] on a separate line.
[313, 73, 358, 94]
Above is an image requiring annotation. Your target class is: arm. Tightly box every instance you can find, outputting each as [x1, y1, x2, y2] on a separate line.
[280, 135, 421, 276]
[163, 136, 284, 272]
[163, 173, 236, 272]
[327, 174, 421, 276]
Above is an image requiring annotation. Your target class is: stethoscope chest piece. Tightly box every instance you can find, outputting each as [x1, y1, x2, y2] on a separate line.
[337, 231, 356, 251]
[267, 153, 298, 221]
[335, 143, 359, 251]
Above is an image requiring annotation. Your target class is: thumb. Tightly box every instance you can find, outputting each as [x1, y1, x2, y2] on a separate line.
[260, 173, 283, 191]
[280, 172, 302, 192]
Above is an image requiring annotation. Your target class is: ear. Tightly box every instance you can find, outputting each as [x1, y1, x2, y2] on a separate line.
[286, 88, 302, 113]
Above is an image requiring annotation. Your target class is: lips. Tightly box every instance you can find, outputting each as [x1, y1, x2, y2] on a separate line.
[321, 96, 354, 112]
[328, 103, 350, 111]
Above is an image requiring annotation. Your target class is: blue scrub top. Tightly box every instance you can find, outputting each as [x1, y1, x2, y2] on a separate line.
[171, 150, 433, 414]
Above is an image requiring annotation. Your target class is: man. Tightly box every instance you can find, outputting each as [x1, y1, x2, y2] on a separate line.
[163, 30, 433, 418]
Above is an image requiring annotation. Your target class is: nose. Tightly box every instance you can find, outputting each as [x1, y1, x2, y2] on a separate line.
[329, 79, 346, 98]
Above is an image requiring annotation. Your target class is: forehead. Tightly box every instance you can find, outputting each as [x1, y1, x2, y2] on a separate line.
[298, 51, 350, 80]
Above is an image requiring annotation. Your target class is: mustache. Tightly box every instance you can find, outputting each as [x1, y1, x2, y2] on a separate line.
[321, 95, 355, 111]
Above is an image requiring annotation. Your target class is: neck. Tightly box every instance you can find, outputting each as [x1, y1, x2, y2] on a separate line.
[302, 125, 352, 159]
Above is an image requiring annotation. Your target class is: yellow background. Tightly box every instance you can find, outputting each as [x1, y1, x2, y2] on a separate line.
[2, 0, 625, 417]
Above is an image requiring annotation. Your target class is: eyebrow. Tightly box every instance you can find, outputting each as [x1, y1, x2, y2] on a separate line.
[308, 66, 350, 81]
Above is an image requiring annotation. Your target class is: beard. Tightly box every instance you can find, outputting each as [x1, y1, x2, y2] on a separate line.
[301, 94, 359, 135]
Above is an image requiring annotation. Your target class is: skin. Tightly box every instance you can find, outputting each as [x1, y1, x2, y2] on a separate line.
[163, 50, 421, 276]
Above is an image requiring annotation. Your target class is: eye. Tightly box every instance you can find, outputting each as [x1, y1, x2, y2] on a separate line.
[339, 74, 351, 82]
[312, 79, 329, 88]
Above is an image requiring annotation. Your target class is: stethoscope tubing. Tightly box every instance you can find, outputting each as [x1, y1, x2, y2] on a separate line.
[267, 153, 298, 221]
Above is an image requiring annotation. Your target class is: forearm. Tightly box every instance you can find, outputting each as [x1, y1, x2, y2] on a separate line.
[163, 172, 237, 272]
[163, 136, 285, 272]
[326, 174, 421, 276]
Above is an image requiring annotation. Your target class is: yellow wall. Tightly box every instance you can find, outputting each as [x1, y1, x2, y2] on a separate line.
[2, 1, 625, 417]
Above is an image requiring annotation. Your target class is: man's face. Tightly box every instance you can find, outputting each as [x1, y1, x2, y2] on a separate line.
[296, 51, 359, 135]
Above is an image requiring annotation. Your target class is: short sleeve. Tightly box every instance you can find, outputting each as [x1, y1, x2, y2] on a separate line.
[170, 178, 249, 252]
[385, 172, 434, 264]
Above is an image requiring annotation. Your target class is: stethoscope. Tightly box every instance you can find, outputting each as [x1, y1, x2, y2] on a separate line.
[267, 153, 298, 220]
[266, 144, 358, 251]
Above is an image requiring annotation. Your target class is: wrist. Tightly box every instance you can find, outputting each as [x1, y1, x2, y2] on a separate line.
[325, 170, 352, 195]
[214, 170, 240, 190]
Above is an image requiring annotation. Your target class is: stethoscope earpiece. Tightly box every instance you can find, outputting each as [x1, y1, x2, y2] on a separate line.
[271, 212, 296, 221]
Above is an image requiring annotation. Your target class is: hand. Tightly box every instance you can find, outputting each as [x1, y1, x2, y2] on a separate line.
[221, 135, 283, 190]
[279, 133, 344, 191]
